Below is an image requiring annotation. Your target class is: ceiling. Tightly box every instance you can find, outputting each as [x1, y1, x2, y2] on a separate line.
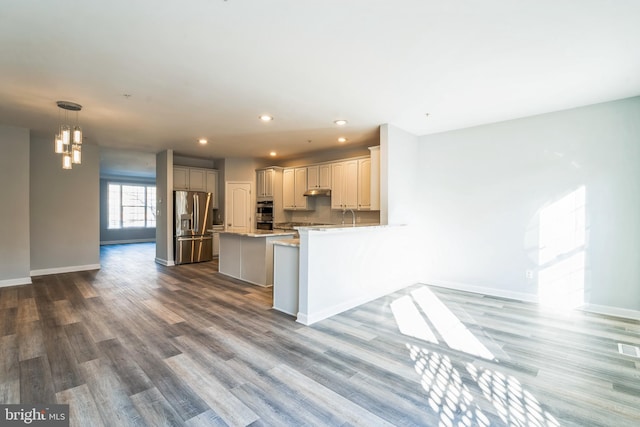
[2, 1, 639, 174]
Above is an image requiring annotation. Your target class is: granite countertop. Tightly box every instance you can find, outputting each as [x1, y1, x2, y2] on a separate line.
[272, 238, 300, 248]
[218, 230, 297, 238]
[295, 223, 382, 231]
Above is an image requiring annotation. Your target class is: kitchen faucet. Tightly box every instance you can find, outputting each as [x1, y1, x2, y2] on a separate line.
[342, 209, 356, 226]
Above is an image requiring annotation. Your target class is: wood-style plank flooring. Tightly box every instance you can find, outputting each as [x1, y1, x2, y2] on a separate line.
[1, 243, 639, 426]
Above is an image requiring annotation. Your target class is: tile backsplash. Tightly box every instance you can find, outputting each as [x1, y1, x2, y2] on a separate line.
[283, 196, 380, 225]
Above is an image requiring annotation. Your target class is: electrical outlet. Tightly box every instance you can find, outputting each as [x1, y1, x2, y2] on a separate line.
[526, 270, 534, 280]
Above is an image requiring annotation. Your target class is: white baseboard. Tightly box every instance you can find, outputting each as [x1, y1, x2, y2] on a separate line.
[426, 278, 640, 321]
[100, 239, 155, 245]
[582, 304, 640, 321]
[30, 264, 101, 277]
[0, 276, 32, 288]
[296, 281, 414, 326]
[425, 279, 539, 304]
[155, 258, 175, 266]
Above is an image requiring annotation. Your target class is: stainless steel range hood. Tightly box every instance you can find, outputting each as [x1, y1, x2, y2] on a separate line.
[303, 188, 331, 197]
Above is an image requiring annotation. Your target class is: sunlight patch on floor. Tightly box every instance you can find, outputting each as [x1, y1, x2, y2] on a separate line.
[395, 287, 561, 426]
[408, 344, 490, 427]
[467, 363, 560, 427]
[390, 295, 439, 344]
[411, 287, 494, 360]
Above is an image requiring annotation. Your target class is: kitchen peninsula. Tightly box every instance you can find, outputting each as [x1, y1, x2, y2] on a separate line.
[218, 230, 296, 286]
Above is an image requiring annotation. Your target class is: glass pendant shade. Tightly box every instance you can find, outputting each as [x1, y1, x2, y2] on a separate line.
[54, 101, 83, 169]
[54, 135, 64, 153]
[73, 126, 82, 144]
[61, 125, 71, 145]
[62, 153, 73, 169]
[72, 144, 82, 164]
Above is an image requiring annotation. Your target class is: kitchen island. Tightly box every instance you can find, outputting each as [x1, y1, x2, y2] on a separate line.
[218, 230, 296, 286]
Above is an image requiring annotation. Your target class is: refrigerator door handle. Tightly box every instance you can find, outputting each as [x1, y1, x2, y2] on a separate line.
[193, 194, 199, 234]
[202, 192, 211, 232]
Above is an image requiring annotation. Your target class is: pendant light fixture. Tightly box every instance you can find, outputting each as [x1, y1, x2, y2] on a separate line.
[54, 101, 83, 169]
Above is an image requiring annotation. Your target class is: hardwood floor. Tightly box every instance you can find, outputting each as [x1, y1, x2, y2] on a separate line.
[1, 242, 639, 426]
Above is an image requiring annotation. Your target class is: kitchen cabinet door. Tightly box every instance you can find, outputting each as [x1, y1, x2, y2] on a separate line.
[332, 160, 358, 209]
[343, 159, 358, 209]
[283, 168, 296, 209]
[283, 167, 308, 210]
[307, 165, 319, 189]
[357, 158, 371, 210]
[318, 164, 331, 188]
[173, 166, 189, 190]
[331, 162, 344, 209]
[257, 170, 265, 198]
[257, 168, 276, 198]
[189, 168, 206, 191]
[264, 168, 274, 197]
[308, 164, 331, 190]
[294, 167, 308, 209]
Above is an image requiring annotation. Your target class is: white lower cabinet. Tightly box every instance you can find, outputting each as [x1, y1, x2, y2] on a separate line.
[273, 242, 299, 316]
[212, 232, 220, 256]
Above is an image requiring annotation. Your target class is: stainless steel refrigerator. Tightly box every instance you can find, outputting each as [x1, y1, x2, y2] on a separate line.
[174, 191, 214, 264]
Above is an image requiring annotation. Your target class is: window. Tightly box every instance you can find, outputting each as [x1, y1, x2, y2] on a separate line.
[108, 183, 156, 229]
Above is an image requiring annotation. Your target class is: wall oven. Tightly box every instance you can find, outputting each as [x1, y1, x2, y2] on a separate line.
[256, 200, 273, 230]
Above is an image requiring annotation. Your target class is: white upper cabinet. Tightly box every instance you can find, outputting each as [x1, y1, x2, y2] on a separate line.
[174, 166, 219, 208]
[357, 158, 371, 210]
[173, 166, 189, 191]
[189, 168, 206, 191]
[331, 160, 358, 210]
[307, 164, 331, 189]
[331, 153, 378, 211]
[256, 168, 276, 199]
[283, 167, 309, 210]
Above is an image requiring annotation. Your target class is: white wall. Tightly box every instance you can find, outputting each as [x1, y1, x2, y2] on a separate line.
[415, 96, 640, 316]
[155, 150, 174, 265]
[298, 225, 419, 325]
[0, 125, 31, 286]
[381, 124, 420, 225]
[30, 136, 100, 274]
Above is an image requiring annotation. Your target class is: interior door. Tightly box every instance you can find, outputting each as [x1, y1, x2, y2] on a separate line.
[225, 182, 252, 232]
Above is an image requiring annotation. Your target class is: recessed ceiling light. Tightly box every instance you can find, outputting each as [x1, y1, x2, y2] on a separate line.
[198, 138, 208, 145]
[269, 151, 277, 157]
[334, 119, 348, 126]
[338, 137, 347, 143]
[425, 113, 430, 117]
[259, 114, 273, 122]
